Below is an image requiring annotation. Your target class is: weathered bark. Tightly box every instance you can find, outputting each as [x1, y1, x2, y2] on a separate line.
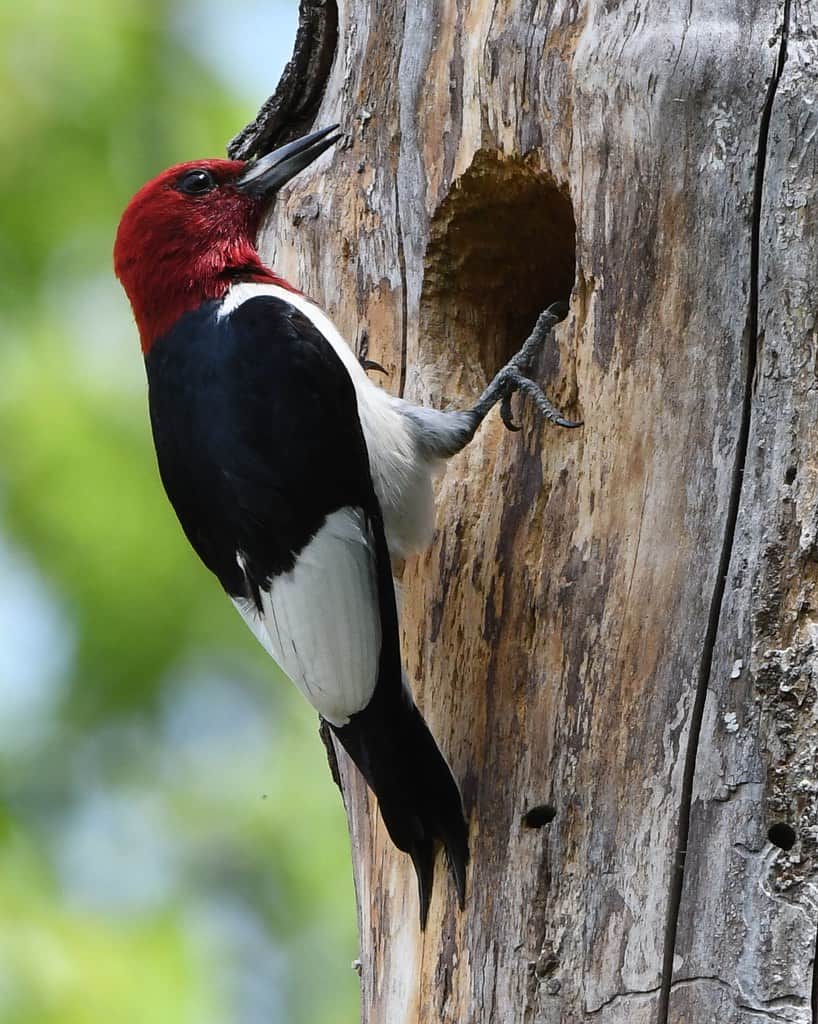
[247, 0, 818, 1020]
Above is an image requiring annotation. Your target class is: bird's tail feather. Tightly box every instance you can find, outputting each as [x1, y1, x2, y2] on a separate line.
[331, 683, 469, 929]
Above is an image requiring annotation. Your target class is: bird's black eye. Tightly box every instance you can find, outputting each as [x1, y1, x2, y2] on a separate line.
[176, 169, 217, 195]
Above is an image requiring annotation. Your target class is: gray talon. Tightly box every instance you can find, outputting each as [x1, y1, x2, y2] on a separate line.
[544, 300, 570, 322]
[362, 358, 389, 376]
[500, 392, 520, 432]
[494, 369, 580, 432]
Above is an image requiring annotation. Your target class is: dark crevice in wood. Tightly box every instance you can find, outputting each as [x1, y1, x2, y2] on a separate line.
[523, 805, 557, 829]
[319, 716, 343, 792]
[812, 913, 818, 1024]
[656, 4, 792, 1022]
[767, 822, 796, 851]
[394, 179, 410, 399]
[227, 0, 338, 161]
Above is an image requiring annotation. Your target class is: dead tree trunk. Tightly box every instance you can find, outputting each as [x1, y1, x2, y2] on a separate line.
[234, 0, 818, 1019]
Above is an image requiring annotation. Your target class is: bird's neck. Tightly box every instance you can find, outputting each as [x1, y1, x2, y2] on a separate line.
[131, 243, 300, 353]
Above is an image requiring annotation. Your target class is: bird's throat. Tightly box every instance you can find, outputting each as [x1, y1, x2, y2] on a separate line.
[131, 247, 300, 353]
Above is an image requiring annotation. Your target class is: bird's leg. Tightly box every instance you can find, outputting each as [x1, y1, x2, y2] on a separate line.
[470, 301, 579, 434]
[400, 301, 581, 460]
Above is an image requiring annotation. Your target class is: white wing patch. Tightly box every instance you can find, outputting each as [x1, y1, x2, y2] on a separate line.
[232, 507, 382, 727]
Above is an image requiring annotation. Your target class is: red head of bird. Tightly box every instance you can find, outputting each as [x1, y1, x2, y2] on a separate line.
[114, 125, 341, 351]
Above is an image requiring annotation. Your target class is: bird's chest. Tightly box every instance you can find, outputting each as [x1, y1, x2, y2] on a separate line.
[144, 311, 292, 591]
[142, 304, 357, 594]
[147, 323, 246, 499]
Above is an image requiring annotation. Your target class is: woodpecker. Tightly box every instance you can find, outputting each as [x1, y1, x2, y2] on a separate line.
[114, 125, 579, 929]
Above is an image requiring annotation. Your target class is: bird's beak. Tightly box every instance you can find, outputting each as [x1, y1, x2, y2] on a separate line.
[236, 125, 342, 196]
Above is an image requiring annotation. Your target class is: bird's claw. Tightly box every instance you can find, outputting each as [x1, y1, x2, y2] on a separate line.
[498, 368, 582, 432]
[361, 358, 389, 376]
[544, 300, 570, 322]
[500, 392, 521, 432]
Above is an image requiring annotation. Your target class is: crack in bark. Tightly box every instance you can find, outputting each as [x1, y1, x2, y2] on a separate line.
[393, 177, 409, 399]
[392, 1, 413, 400]
[594, 975, 801, 1022]
[587, 984, 661, 1015]
[812, 915, 818, 1024]
[656, 4, 792, 1022]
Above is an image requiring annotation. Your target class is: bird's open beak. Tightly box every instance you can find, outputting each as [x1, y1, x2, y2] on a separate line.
[236, 125, 342, 196]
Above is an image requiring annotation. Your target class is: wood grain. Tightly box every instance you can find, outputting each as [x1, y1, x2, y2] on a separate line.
[250, 0, 817, 1019]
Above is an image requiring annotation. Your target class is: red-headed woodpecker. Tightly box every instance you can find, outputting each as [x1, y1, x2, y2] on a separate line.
[114, 125, 578, 929]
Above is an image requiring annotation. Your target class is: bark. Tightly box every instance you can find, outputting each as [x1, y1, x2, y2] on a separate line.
[246, 0, 818, 1020]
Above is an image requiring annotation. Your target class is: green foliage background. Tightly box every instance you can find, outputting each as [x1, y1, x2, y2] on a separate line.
[0, 2, 359, 1021]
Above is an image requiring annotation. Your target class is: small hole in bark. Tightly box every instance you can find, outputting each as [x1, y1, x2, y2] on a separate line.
[523, 804, 557, 829]
[784, 466, 797, 485]
[419, 151, 576, 400]
[768, 822, 796, 850]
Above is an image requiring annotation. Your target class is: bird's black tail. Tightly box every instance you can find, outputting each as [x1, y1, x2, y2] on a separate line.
[335, 503, 468, 928]
[331, 679, 469, 929]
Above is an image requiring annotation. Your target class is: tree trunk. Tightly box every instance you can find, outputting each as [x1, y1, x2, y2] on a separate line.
[239, 0, 818, 1019]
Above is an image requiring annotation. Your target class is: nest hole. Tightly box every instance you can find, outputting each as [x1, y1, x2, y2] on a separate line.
[419, 151, 576, 392]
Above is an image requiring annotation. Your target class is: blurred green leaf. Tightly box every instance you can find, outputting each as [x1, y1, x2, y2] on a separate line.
[0, 829, 217, 1024]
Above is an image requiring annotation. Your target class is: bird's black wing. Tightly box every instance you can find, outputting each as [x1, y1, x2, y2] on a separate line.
[146, 294, 399, 724]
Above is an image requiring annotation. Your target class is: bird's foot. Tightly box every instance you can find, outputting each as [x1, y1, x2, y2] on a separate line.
[472, 301, 582, 432]
[497, 368, 580, 431]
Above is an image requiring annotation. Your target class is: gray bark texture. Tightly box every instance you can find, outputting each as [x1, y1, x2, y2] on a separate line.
[243, 0, 818, 1020]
